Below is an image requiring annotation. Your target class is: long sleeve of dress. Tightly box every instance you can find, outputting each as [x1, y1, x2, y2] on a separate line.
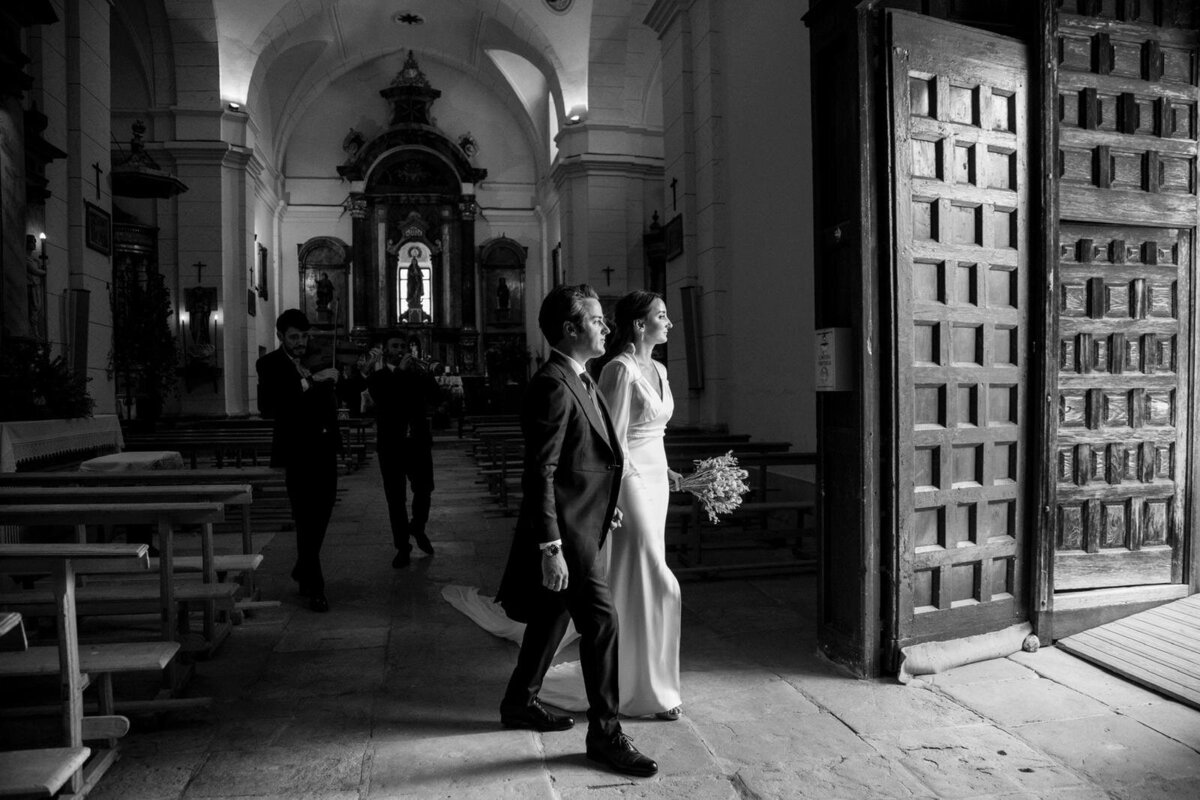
[598, 358, 637, 476]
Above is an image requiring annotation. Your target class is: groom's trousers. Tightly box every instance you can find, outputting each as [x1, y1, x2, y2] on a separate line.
[504, 570, 621, 739]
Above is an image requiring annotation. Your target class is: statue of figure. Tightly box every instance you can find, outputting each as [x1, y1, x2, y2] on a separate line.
[188, 288, 212, 346]
[496, 276, 511, 317]
[26, 237, 46, 339]
[406, 254, 423, 310]
[316, 271, 334, 314]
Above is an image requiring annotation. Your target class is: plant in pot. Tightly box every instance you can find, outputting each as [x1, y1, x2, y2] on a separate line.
[0, 337, 95, 421]
[110, 258, 179, 428]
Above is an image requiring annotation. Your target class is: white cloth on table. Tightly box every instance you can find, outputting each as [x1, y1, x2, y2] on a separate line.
[79, 450, 185, 472]
[0, 415, 124, 472]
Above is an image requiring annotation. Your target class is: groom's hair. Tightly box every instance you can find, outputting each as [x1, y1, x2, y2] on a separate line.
[538, 284, 598, 345]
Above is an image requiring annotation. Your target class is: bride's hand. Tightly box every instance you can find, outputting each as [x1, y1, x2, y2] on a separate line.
[668, 469, 683, 492]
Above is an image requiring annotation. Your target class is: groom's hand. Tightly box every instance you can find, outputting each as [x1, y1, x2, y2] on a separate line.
[607, 508, 623, 533]
[542, 552, 568, 592]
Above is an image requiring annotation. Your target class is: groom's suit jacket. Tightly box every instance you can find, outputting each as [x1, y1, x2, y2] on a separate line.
[496, 351, 624, 622]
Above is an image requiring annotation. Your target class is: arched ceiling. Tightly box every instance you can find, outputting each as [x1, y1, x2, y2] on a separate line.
[216, 0, 594, 135]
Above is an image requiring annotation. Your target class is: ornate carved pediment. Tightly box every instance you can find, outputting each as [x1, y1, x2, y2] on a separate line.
[335, 50, 487, 186]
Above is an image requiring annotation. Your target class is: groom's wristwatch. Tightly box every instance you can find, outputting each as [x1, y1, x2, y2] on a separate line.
[542, 543, 561, 558]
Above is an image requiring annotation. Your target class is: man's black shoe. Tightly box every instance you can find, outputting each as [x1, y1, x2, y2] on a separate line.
[392, 550, 410, 568]
[586, 732, 658, 777]
[500, 699, 574, 732]
[413, 530, 434, 555]
[309, 594, 329, 612]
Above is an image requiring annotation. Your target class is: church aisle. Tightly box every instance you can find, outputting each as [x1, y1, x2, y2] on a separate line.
[85, 439, 1200, 799]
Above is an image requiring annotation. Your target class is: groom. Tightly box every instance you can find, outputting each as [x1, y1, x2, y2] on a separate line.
[496, 284, 658, 778]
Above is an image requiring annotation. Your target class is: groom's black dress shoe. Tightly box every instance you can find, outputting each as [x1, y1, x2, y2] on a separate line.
[586, 732, 658, 777]
[413, 530, 434, 555]
[500, 699, 574, 732]
[309, 594, 329, 613]
[392, 550, 410, 568]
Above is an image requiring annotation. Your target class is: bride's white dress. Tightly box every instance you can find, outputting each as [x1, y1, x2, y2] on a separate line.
[443, 351, 682, 716]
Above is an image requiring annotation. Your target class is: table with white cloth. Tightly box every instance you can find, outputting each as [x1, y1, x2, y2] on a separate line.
[0, 416, 124, 472]
[79, 451, 185, 472]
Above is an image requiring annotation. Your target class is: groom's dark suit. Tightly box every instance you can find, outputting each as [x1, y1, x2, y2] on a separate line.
[497, 350, 624, 737]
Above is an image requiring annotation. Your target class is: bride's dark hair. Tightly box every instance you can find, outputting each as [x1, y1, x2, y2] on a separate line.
[593, 290, 662, 376]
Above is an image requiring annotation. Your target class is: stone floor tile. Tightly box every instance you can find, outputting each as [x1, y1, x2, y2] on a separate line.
[682, 672, 821, 723]
[733, 754, 935, 800]
[274, 624, 390, 652]
[558, 775, 741, 799]
[1016, 713, 1200, 789]
[939, 677, 1113, 726]
[366, 730, 553, 798]
[798, 677, 986, 734]
[186, 744, 366, 798]
[1009, 646, 1173, 711]
[86, 749, 204, 800]
[695, 709, 873, 771]
[866, 723, 1096, 797]
[1119, 700, 1200, 751]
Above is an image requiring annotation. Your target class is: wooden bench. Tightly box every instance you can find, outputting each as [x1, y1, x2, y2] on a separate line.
[0, 470, 286, 601]
[0, 545, 151, 798]
[0, 504, 233, 674]
[0, 746, 91, 798]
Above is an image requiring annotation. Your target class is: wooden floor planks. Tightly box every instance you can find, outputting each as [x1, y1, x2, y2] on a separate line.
[1059, 594, 1200, 709]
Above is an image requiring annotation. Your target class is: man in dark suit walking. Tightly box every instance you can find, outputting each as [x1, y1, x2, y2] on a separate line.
[256, 308, 341, 612]
[365, 332, 439, 568]
[496, 284, 658, 778]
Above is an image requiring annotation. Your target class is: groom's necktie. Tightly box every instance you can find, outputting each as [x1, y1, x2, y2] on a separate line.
[580, 372, 605, 420]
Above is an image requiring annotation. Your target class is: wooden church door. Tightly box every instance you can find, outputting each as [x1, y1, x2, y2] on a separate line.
[1050, 2, 1197, 603]
[888, 10, 1032, 646]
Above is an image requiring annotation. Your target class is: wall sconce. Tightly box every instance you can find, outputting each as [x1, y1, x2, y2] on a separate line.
[564, 106, 585, 126]
[227, 102, 242, 112]
[38, 233, 48, 268]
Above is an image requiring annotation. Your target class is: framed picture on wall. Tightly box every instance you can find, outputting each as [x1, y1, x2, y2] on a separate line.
[664, 214, 683, 261]
[257, 244, 269, 300]
[84, 202, 111, 255]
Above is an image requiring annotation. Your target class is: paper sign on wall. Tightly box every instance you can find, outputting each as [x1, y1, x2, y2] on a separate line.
[815, 327, 852, 392]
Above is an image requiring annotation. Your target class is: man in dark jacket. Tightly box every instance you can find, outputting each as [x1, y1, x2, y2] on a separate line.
[256, 308, 341, 612]
[365, 333, 439, 567]
[495, 284, 657, 778]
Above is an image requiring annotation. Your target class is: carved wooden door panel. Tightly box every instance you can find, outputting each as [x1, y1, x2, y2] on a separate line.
[1055, 225, 1189, 589]
[1053, 1, 1198, 593]
[890, 11, 1030, 644]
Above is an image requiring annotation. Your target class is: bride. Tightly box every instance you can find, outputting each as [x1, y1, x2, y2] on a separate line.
[444, 290, 683, 719]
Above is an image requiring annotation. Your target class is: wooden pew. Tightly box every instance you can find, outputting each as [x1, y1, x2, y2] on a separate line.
[0, 485, 263, 633]
[0, 468, 286, 599]
[0, 504, 233, 682]
[0, 746, 91, 799]
[0, 544, 150, 798]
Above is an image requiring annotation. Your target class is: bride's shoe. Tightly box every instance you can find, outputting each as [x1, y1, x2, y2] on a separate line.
[654, 706, 681, 721]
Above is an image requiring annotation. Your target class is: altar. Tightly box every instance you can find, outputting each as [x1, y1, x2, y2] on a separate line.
[0, 415, 124, 471]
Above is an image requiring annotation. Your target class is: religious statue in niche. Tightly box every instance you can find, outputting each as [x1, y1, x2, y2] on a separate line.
[484, 268, 522, 328]
[406, 254, 423, 310]
[496, 276, 511, 319]
[316, 272, 335, 317]
[25, 235, 47, 340]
